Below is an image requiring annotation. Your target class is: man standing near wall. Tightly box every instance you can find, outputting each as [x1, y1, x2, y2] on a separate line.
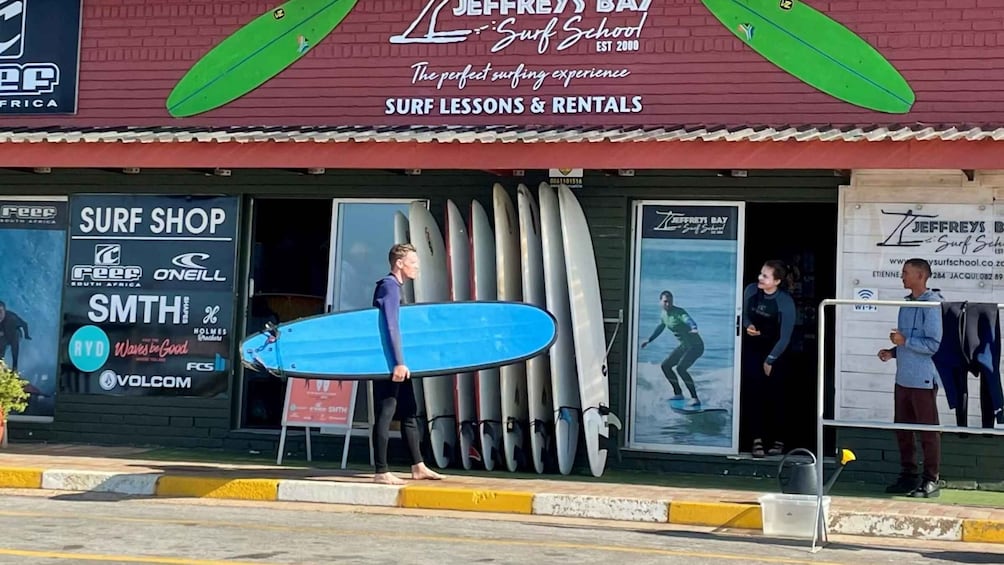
[877, 258, 944, 498]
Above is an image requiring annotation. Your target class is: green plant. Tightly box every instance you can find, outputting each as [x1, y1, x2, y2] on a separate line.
[0, 360, 30, 417]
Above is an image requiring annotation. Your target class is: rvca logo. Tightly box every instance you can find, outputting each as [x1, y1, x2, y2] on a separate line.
[0, 0, 26, 59]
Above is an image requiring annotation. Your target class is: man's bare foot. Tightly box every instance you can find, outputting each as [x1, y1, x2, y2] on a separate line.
[410, 463, 444, 480]
[373, 472, 406, 485]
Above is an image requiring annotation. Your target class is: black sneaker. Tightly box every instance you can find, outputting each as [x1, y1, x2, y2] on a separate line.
[885, 474, 921, 494]
[909, 480, 941, 498]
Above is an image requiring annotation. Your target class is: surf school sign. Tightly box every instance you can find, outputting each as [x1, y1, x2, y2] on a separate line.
[158, 0, 917, 123]
[0, 0, 82, 115]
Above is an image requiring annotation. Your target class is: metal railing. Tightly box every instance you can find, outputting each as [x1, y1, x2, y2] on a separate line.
[812, 298, 1004, 552]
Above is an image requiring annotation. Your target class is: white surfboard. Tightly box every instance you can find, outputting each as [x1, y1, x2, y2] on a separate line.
[557, 185, 621, 477]
[393, 211, 425, 425]
[445, 200, 479, 471]
[470, 199, 503, 471]
[493, 183, 529, 472]
[537, 183, 581, 476]
[408, 202, 457, 469]
[516, 184, 554, 474]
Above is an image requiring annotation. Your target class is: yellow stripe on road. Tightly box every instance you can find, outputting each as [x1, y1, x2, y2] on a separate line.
[962, 519, 1004, 543]
[668, 501, 764, 530]
[155, 476, 279, 501]
[0, 467, 42, 488]
[400, 486, 533, 514]
[0, 547, 272, 565]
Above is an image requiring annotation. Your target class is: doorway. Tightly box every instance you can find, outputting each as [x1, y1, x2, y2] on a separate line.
[741, 202, 838, 457]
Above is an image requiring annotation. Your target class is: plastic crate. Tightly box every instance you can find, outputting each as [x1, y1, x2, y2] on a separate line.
[757, 493, 830, 539]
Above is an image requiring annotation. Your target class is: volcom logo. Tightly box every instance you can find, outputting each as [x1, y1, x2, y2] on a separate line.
[0, 0, 26, 59]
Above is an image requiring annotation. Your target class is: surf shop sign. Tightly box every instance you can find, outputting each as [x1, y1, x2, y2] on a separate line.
[0, 0, 82, 115]
[164, 0, 915, 123]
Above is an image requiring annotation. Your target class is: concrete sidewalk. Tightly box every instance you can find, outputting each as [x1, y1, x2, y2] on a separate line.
[1, 443, 1002, 545]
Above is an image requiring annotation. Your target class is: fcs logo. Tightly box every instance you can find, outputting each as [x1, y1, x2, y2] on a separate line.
[186, 353, 227, 373]
[0, 0, 26, 59]
[94, 243, 121, 266]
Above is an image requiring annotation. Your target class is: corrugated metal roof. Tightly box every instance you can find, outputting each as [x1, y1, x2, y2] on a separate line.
[0, 125, 1003, 143]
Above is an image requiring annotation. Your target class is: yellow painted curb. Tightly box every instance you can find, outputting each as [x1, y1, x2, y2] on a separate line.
[400, 486, 533, 514]
[668, 501, 763, 530]
[155, 476, 279, 501]
[0, 467, 42, 489]
[962, 519, 1004, 543]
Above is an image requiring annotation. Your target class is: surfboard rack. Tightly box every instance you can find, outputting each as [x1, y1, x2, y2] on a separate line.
[602, 309, 624, 357]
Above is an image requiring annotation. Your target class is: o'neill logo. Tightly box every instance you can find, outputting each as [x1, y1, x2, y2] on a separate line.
[0, 0, 62, 110]
[154, 252, 227, 283]
[98, 369, 192, 391]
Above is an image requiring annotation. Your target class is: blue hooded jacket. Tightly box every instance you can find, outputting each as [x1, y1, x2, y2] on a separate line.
[890, 288, 944, 389]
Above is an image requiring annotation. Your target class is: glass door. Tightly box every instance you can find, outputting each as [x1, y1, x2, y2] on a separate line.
[625, 201, 745, 455]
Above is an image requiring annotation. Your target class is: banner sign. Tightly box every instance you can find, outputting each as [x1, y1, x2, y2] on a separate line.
[0, 0, 82, 115]
[60, 195, 239, 397]
[282, 378, 356, 428]
[628, 202, 743, 455]
[0, 197, 68, 421]
[837, 199, 1004, 425]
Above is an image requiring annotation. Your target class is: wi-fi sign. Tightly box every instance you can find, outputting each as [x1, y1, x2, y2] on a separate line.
[854, 288, 879, 312]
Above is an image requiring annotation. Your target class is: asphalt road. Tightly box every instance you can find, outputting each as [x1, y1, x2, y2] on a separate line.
[0, 489, 1002, 564]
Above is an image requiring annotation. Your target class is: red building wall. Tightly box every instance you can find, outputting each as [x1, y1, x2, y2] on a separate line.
[5, 0, 1004, 128]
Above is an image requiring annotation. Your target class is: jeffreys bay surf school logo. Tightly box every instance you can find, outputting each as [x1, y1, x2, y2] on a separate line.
[651, 209, 731, 238]
[389, 0, 649, 53]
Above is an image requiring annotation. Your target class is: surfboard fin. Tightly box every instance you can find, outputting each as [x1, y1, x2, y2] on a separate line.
[598, 433, 622, 463]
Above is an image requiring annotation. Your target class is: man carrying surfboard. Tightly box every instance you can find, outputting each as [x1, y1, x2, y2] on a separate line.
[371, 243, 444, 485]
[640, 290, 703, 409]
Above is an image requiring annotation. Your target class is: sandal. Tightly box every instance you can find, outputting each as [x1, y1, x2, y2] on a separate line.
[752, 439, 765, 459]
[768, 441, 785, 456]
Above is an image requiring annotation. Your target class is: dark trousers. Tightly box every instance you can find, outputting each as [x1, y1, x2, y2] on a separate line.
[662, 339, 703, 398]
[894, 384, 941, 482]
[373, 380, 424, 473]
[742, 340, 784, 444]
[0, 338, 19, 370]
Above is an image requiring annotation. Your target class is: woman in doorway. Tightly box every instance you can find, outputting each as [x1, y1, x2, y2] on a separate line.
[742, 260, 797, 458]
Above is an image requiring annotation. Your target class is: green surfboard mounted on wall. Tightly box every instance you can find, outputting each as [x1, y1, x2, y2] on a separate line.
[166, 0, 359, 118]
[701, 0, 915, 114]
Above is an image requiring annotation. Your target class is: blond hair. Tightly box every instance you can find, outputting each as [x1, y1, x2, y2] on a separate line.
[388, 243, 416, 267]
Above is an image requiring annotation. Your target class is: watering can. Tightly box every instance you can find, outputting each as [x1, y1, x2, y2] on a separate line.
[777, 448, 856, 495]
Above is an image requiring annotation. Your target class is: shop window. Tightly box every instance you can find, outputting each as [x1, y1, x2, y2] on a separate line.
[238, 198, 419, 430]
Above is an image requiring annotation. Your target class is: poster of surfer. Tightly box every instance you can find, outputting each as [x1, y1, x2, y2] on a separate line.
[627, 202, 744, 455]
[0, 198, 69, 422]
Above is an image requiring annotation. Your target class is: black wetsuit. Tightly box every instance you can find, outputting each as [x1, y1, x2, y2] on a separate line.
[742, 284, 796, 445]
[371, 274, 424, 474]
[0, 310, 30, 370]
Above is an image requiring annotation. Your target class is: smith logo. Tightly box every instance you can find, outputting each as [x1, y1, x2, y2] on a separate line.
[0, 0, 25, 59]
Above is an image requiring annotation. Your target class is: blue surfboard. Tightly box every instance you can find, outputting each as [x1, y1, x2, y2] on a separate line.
[241, 301, 557, 380]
